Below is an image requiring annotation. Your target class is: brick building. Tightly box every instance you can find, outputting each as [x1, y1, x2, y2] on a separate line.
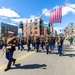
[21, 16, 49, 37]
[0, 22, 18, 37]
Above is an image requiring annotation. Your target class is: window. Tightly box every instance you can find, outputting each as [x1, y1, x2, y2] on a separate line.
[30, 19, 32, 22]
[14, 29, 15, 31]
[26, 24, 27, 28]
[8, 28, 9, 30]
[30, 31, 32, 34]
[34, 23, 37, 26]
[34, 31, 38, 34]
[30, 27, 32, 30]
[26, 20, 28, 23]
[34, 27, 38, 30]
[26, 32, 27, 34]
[5, 27, 7, 29]
[34, 19, 37, 22]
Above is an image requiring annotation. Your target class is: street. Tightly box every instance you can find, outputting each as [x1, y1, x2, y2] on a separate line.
[0, 41, 75, 75]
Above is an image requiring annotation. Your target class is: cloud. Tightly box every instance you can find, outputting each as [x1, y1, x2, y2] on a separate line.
[30, 15, 36, 18]
[62, 3, 75, 16]
[0, 7, 20, 18]
[54, 27, 64, 34]
[42, 8, 50, 16]
[52, 4, 75, 16]
[6, 23, 16, 26]
[44, 21, 48, 24]
[1, 16, 8, 19]
[42, 3, 75, 17]
[11, 16, 40, 23]
[11, 18, 26, 23]
[11, 15, 37, 23]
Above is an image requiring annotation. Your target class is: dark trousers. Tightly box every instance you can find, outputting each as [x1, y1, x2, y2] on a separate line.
[21, 44, 24, 50]
[27, 43, 30, 51]
[18, 44, 20, 50]
[49, 43, 53, 50]
[41, 42, 44, 50]
[36, 44, 39, 53]
[46, 45, 49, 54]
[32, 42, 35, 49]
[6, 51, 15, 68]
[18, 44, 24, 50]
[58, 46, 62, 56]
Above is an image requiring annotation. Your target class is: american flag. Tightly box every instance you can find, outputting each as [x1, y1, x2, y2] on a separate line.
[50, 6, 62, 23]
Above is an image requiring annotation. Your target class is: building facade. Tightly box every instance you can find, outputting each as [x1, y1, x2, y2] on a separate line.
[53, 30, 57, 37]
[22, 16, 49, 37]
[65, 23, 74, 38]
[18, 16, 54, 37]
[0, 22, 18, 37]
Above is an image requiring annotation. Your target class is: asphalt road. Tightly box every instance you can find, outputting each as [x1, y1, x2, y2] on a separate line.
[0, 41, 75, 75]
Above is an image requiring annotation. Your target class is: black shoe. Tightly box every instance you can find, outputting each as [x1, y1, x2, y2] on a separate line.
[13, 59, 16, 65]
[4, 67, 11, 71]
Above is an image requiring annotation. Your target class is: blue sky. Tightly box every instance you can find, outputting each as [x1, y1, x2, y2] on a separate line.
[0, 0, 75, 33]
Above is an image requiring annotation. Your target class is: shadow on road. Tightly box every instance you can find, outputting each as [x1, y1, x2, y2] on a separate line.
[63, 49, 75, 52]
[11, 64, 47, 70]
[63, 54, 75, 57]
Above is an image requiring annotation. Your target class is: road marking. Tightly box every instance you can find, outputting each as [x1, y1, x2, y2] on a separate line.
[0, 51, 35, 70]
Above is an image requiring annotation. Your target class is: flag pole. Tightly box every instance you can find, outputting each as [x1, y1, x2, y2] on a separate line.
[64, 3, 75, 10]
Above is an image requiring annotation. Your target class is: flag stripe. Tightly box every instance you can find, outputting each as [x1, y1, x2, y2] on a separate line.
[50, 6, 62, 23]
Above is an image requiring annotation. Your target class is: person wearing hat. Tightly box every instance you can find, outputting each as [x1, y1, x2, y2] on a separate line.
[4, 32, 17, 71]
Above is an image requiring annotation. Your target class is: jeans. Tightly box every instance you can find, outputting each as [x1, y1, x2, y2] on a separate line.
[27, 43, 31, 51]
[46, 45, 49, 54]
[6, 51, 15, 68]
[58, 46, 62, 56]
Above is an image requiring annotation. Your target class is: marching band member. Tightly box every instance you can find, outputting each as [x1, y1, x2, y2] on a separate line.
[45, 35, 49, 54]
[57, 35, 62, 57]
[27, 36, 31, 52]
[4, 32, 17, 71]
[36, 37, 40, 53]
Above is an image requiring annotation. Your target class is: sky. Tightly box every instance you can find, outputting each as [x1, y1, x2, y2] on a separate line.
[0, 0, 75, 33]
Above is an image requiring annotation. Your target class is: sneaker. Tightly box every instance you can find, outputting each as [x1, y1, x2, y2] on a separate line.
[4, 67, 11, 71]
[13, 59, 16, 65]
